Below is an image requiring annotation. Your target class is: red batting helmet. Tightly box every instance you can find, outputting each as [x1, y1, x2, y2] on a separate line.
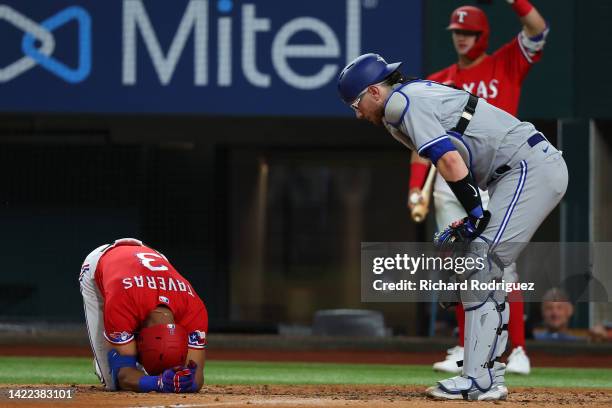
[447, 5, 490, 60]
[137, 323, 188, 375]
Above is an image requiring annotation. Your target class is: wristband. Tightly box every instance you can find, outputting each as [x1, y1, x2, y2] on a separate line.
[511, 0, 533, 17]
[409, 162, 429, 190]
[138, 375, 161, 393]
[446, 174, 483, 220]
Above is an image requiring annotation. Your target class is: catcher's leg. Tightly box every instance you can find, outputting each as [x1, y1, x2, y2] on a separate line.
[432, 177, 490, 370]
[427, 241, 509, 401]
[80, 245, 116, 391]
[428, 151, 567, 400]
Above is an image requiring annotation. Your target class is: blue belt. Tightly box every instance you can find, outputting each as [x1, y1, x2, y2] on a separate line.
[492, 134, 547, 181]
[527, 133, 546, 147]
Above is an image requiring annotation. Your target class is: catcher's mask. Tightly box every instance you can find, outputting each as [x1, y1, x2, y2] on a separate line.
[137, 323, 188, 375]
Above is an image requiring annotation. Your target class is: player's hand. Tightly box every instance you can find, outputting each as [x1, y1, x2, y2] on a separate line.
[158, 365, 196, 393]
[187, 360, 200, 392]
[407, 188, 424, 210]
[434, 211, 491, 246]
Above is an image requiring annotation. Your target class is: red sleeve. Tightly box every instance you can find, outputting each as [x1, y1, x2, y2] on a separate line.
[493, 35, 541, 84]
[103, 292, 139, 345]
[182, 297, 209, 349]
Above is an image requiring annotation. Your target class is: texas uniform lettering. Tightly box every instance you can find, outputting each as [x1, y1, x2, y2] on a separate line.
[463, 79, 499, 99]
[122, 275, 195, 297]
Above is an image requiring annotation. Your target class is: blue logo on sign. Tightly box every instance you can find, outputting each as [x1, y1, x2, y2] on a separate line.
[0, 5, 91, 83]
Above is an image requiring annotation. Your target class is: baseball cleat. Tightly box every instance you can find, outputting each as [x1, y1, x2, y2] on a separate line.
[506, 346, 531, 375]
[426, 385, 464, 400]
[432, 345, 463, 373]
[426, 383, 508, 401]
[426, 362, 508, 401]
[476, 384, 509, 401]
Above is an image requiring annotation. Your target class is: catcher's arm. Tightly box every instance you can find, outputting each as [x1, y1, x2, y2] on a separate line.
[436, 151, 468, 182]
[434, 151, 489, 242]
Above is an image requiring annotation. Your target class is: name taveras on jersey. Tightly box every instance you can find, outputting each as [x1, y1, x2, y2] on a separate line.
[462, 79, 499, 99]
[122, 275, 195, 297]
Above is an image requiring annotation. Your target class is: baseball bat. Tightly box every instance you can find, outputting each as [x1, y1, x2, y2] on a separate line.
[411, 165, 436, 223]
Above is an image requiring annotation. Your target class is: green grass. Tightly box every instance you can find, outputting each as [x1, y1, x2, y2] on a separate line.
[1, 357, 610, 389]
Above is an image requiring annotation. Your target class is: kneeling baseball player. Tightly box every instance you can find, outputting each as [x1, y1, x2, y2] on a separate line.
[79, 238, 208, 393]
[338, 54, 567, 400]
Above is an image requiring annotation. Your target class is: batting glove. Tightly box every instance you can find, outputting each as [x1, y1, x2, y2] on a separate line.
[158, 365, 195, 393]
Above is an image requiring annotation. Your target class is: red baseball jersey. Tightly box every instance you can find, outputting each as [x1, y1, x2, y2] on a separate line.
[427, 36, 542, 116]
[94, 244, 208, 349]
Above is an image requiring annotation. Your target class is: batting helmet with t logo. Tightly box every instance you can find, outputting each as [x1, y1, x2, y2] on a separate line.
[447, 5, 490, 60]
[137, 323, 188, 375]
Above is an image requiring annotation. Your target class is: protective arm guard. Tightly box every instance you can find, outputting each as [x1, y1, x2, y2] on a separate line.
[446, 173, 484, 221]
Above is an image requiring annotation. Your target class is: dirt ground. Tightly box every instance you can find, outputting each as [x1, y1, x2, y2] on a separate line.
[0, 384, 610, 408]
[1, 347, 610, 407]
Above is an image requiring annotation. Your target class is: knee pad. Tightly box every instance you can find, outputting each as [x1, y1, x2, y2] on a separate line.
[458, 239, 496, 277]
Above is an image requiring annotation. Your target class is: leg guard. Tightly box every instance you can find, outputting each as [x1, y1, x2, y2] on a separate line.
[462, 292, 509, 390]
[428, 295, 508, 401]
[426, 239, 509, 401]
[461, 239, 509, 390]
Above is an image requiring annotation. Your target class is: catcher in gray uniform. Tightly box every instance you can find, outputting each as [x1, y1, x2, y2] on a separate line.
[337, 53, 567, 401]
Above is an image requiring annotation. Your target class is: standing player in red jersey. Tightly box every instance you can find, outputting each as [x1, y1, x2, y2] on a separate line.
[407, 0, 549, 375]
[79, 238, 208, 392]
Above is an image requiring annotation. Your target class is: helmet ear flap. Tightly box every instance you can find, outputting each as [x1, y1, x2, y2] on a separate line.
[467, 30, 489, 60]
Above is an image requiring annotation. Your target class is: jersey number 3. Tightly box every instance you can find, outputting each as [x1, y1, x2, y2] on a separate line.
[136, 252, 169, 271]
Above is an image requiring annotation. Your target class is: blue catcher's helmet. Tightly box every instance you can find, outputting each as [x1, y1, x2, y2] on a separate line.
[337, 53, 403, 105]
